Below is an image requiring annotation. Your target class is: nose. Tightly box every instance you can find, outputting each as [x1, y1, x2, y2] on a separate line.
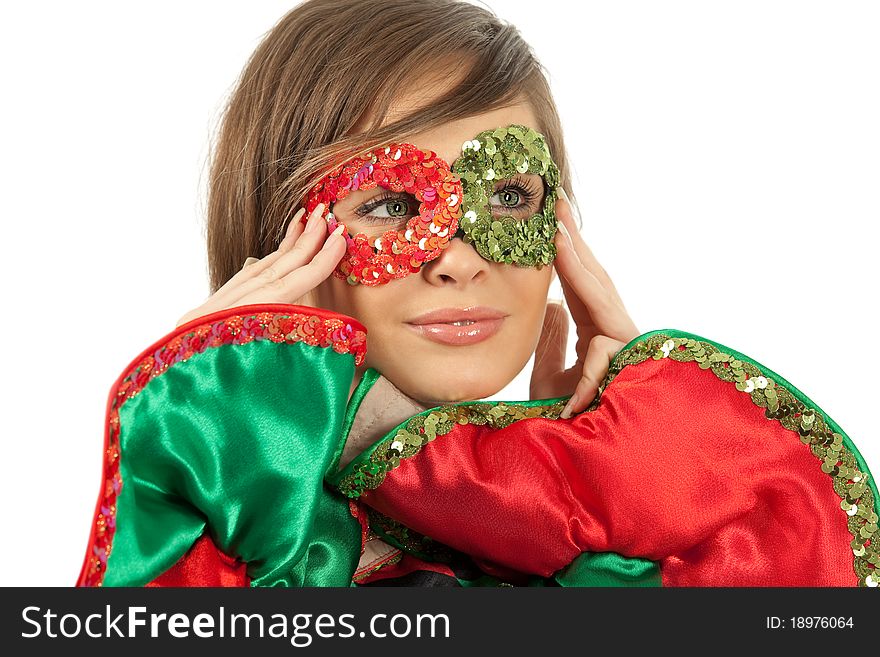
[420, 236, 490, 287]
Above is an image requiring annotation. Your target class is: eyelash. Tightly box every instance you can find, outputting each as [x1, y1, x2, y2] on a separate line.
[354, 192, 407, 221]
[353, 176, 542, 223]
[498, 175, 541, 206]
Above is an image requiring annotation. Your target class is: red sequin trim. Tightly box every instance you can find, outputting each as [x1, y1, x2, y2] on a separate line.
[305, 143, 462, 286]
[77, 304, 367, 587]
[349, 499, 371, 557]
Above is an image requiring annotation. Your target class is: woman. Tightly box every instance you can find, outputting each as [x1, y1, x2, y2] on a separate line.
[77, 0, 878, 588]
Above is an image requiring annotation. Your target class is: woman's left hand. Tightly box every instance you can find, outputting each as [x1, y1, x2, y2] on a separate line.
[529, 189, 641, 418]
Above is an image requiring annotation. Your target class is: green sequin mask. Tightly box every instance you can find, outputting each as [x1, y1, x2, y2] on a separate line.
[451, 124, 560, 267]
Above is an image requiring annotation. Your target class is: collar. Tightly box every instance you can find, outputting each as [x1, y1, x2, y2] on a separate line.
[336, 370, 431, 473]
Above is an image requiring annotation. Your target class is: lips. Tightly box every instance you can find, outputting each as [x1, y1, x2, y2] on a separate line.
[405, 306, 508, 346]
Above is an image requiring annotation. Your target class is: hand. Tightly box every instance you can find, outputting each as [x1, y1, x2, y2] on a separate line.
[174, 203, 346, 328]
[530, 189, 641, 417]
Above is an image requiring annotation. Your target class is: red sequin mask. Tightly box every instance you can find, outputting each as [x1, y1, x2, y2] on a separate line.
[303, 143, 462, 287]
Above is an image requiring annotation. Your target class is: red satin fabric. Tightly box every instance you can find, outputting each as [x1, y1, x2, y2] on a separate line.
[362, 357, 858, 586]
[146, 533, 249, 587]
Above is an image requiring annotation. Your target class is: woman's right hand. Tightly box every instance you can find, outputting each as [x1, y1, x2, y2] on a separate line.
[174, 203, 346, 328]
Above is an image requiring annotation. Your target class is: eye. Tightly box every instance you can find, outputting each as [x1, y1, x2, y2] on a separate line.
[354, 192, 417, 225]
[489, 175, 543, 216]
[491, 188, 522, 209]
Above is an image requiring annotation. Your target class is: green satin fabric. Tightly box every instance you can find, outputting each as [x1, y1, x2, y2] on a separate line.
[554, 552, 661, 587]
[106, 339, 363, 587]
[104, 333, 670, 588]
[331, 367, 382, 475]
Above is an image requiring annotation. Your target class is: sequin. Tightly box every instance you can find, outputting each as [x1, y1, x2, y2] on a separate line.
[364, 506, 454, 563]
[80, 309, 367, 587]
[336, 399, 567, 499]
[586, 332, 879, 588]
[451, 124, 560, 268]
[304, 143, 462, 287]
[305, 124, 560, 286]
[657, 339, 677, 359]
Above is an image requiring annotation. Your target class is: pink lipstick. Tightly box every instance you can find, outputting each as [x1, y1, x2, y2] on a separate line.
[405, 306, 508, 346]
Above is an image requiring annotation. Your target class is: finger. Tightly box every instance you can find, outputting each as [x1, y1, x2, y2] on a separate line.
[277, 206, 308, 250]
[554, 221, 635, 340]
[238, 225, 347, 306]
[214, 207, 309, 301]
[175, 206, 313, 326]
[559, 336, 626, 419]
[556, 190, 614, 292]
[218, 204, 330, 306]
[556, 190, 626, 308]
[531, 299, 569, 385]
[242, 204, 322, 281]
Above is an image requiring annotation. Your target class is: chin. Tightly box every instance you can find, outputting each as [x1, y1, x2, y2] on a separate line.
[368, 327, 524, 404]
[397, 364, 511, 406]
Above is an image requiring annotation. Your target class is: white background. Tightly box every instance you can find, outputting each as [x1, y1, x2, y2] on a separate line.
[1, 1, 877, 586]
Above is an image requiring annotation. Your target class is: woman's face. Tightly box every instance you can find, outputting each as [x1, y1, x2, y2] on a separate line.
[314, 103, 555, 405]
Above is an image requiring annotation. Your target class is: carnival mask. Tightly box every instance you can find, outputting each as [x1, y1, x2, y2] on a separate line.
[303, 124, 560, 286]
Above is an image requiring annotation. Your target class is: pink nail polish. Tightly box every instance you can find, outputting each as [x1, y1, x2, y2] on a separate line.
[321, 224, 346, 250]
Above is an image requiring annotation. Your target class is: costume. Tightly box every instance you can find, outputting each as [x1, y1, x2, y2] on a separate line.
[76, 125, 878, 587]
[77, 302, 879, 587]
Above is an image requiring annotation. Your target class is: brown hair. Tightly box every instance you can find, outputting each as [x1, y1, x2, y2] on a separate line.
[204, 0, 580, 294]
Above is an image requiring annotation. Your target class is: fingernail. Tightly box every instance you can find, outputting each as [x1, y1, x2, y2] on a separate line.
[305, 203, 326, 233]
[557, 188, 575, 221]
[242, 256, 259, 269]
[558, 188, 584, 229]
[557, 221, 574, 250]
[278, 209, 307, 249]
[321, 223, 346, 249]
[286, 208, 306, 237]
[560, 393, 578, 419]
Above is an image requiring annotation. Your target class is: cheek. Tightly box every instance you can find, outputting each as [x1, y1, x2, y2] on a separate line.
[314, 278, 349, 317]
[313, 263, 552, 402]
[506, 266, 553, 322]
[316, 278, 393, 326]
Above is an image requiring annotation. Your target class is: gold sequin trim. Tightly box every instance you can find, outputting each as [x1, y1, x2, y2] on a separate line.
[365, 506, 455, 563]
[352, 533, 404, 585]
[589, 333, 878, 588]
[336, 400, 567, 499]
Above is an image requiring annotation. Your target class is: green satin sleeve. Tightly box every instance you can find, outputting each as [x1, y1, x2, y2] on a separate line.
[90, 304, 366, 587]
[553, 552, 661, 587]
